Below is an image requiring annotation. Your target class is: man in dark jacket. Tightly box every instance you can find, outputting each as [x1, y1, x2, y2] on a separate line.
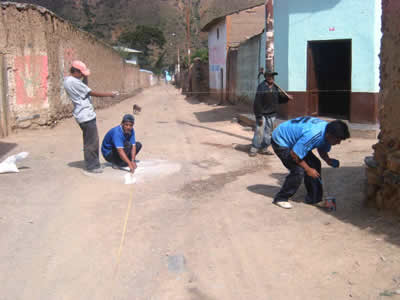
[249, 70, 293, 157]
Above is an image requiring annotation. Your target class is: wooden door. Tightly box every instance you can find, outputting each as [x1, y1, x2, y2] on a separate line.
[307, 43, 318, 116]
[226, 48, 238, 104]
[219, 67, 224, 105]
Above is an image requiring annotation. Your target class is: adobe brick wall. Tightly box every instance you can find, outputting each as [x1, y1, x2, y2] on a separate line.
[366, 0, 400, 213]
[191, 58, 209, 100]
[0, 2, 153, 133]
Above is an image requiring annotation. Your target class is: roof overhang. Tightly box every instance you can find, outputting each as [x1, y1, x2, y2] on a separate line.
[201, 16, 225, 32]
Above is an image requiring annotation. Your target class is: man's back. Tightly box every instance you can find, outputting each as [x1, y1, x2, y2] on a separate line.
[272, 117, 330, 159]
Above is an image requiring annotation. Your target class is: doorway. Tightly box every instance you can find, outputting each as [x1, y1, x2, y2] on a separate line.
[307, 39, 351, 119]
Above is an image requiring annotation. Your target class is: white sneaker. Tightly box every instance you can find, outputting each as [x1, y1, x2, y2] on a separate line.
[273, 201, 292, 209]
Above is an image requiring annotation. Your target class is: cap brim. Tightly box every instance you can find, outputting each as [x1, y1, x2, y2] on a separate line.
[82, 69, 90, 76]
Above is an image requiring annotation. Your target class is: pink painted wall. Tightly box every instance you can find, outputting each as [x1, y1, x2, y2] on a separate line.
[15, 55, 48, 105]
[0, 2, 156, 132]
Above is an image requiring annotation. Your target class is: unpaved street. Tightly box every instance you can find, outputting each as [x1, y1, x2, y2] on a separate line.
[1, 84, 400, 300]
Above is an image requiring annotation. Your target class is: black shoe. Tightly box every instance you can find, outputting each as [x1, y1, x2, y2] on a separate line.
[112, 164, 130, 171]
[259, 148, 274, 155]
[86, 168, 103, 174]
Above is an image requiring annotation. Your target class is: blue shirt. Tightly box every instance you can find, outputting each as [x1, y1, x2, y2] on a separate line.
[272, 116, 331, 159]
[101, 125, 136, 157]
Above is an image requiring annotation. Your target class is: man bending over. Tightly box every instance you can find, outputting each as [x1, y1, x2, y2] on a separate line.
[271, 116, 350, 209]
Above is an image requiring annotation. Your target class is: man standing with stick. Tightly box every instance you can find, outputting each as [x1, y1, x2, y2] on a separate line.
[249, 70, 293, 157]
[64, 60, 119, 173]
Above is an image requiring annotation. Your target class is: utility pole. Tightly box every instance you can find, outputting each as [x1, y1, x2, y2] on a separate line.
[177, 48, 180, 74]
[265, 0, 274, 71]
[186, 0, 191, 66]
[172, 33, 180, 74]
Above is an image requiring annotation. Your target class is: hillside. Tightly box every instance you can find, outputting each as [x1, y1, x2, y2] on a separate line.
[3, 0, 264, 65]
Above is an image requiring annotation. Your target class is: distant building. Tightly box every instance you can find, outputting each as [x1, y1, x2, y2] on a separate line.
[273, 0, 382, 124]
[140, 69, 157, 86]
[201, 4, 265, 102]
[113, 46, 142, 65]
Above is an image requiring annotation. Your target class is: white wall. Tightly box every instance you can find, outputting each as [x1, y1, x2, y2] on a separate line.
[208, 19, 227, 91]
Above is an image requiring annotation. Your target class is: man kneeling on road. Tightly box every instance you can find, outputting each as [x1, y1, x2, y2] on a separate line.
[101, 114, 142, 173]
[271, 116, 350, 209]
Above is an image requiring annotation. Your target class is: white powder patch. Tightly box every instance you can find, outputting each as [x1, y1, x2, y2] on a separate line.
[82, 160, 181, 184]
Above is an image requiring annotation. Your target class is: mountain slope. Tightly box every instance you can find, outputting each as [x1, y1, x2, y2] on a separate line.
[2, 0, 264, 65]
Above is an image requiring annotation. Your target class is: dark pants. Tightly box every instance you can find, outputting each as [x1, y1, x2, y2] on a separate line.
[104, 141, 142, 167]
[79, 118, 100, 170]
[271, 139, 323, 204]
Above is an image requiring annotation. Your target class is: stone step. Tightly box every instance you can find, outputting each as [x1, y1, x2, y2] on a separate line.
[237, 113, 379, 139]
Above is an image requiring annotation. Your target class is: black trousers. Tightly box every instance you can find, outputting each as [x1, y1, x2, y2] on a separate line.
[105, 141, 142, 167]
[79, 118, 100, 170]
[271, 139, 323, 204]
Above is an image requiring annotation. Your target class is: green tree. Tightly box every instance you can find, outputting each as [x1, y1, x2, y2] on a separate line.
[118, 25, 166, 71]
[191, 48, 208, 63]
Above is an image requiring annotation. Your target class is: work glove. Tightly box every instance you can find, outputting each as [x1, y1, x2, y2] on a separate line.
[329, 159, 340, 168]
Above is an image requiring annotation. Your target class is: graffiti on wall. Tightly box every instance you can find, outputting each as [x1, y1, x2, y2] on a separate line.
[209, 46, 225, 68]
[15, 55, 48, 105]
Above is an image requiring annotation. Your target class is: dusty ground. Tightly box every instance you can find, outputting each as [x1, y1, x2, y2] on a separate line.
[1, 84, 400, 300]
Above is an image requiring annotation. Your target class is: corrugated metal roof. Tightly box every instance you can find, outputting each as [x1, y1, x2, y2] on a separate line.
[113, 46, 143, 54]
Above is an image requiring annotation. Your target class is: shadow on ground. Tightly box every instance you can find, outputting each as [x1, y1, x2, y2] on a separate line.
[0, 142, 18, 160]
[177, 120, 251, 142]
[248, 166, 400, 247]
[183, 96, 207, 105]
[183, 95, 251, 123]
[194, 106, 238, 123]
[67, 160, 85, 170]
[232, 143, 251, 154]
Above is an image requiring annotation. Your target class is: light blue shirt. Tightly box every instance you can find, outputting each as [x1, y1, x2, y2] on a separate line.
[63, 76, 95, 123]
[272, 116, 331, 159]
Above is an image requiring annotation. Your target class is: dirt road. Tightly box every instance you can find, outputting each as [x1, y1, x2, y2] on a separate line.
[1, 84, 399, 300]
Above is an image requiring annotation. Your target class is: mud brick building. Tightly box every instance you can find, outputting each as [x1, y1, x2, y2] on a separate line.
[366, 0, 400, 213]
[0, 2, 154, 137]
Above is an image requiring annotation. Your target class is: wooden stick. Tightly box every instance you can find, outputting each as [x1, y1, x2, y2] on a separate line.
[273, 81, 291, 99]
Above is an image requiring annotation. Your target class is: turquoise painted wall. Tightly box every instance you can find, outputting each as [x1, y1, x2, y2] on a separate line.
[274, 0, 381, 92]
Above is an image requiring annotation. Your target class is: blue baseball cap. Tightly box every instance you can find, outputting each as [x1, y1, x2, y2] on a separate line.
[122, 114, 135, 124]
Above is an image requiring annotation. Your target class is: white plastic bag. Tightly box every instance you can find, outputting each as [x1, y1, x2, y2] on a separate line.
[0, 152, 29, 174]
